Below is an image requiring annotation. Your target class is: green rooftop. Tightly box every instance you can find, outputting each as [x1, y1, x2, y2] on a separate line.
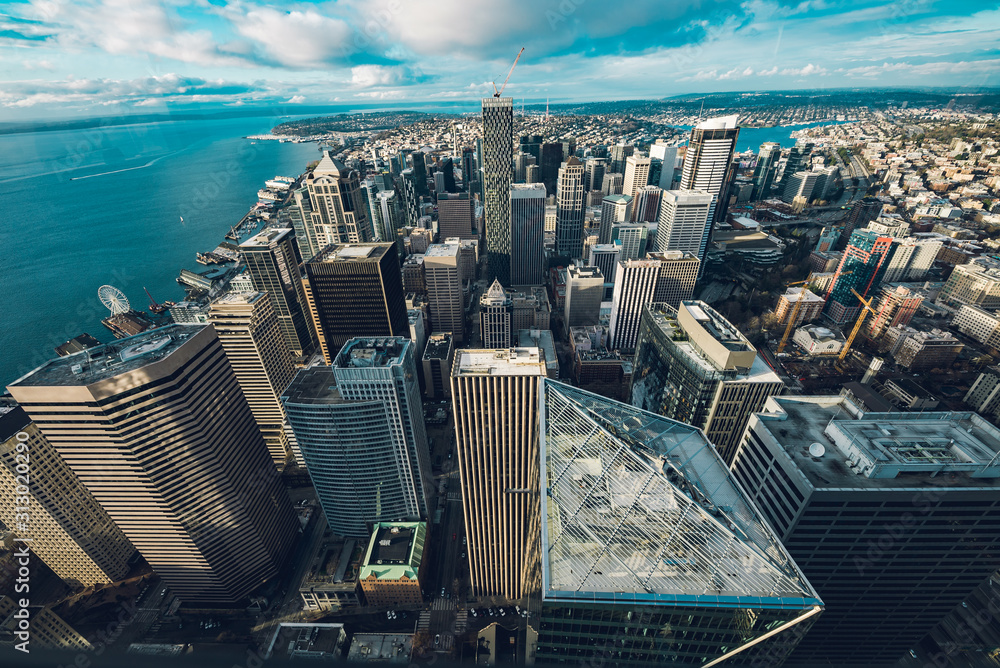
[360, 522, 427, 582]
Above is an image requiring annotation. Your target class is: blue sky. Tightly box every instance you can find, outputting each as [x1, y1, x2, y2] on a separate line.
[0, 0, 998, 119]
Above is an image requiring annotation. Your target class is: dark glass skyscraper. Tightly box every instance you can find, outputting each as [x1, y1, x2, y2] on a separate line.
[751, 141, 781, 200]
[304, 243, 409, 360]
[825, 228, 896, 324]
[483, 97, 514, 286]
[555, 157, 585, 259]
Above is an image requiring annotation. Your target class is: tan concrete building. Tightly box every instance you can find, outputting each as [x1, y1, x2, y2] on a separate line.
[7, 324, 298, 604]
[424, 244, 465, 343]
[209, 291, 297, 468]
[775, 287, 825, 326]
[451, 348, 546, 600]
[0, 404, 136, 588]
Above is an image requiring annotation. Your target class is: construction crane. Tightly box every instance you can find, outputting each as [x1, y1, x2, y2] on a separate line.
[493, 47, 524, 98]
[838, 288, 877, 363]
[776, 276, 812, 354]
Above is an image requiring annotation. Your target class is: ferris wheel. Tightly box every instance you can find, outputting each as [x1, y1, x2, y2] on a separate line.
[98, 285, 130, 316]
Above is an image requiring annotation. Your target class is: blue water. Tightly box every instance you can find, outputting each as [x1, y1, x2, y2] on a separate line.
[0, 115, 319, 387]
[674, 120, 849, 153]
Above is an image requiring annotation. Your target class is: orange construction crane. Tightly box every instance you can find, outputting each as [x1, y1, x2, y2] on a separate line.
[838, 288, 877, 363]
[493, 48, 524, 98]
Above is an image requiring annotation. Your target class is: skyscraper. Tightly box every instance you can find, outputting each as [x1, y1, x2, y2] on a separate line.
[610, 223, 648, 260]
[528, 382, 822, 666]
[778, 141, 813, 188]
[840, 196, 884, 246]
[654, 189, 713, 254]
[609, 258, 663, 352]
[209, 291, 297, 468]
[400, 169, 421, 227]
[782, 170, 820, 205]
[679, 115, 739, 251]
[563, 264, 603, 331]
[0, 403, 137, 587]
[305, 243, 409, 361]
[648, 141, 680, 190]
[304, 152, 374, 246]
[510, 183, 546, 287]
[608, 144, 634, 174]
[732, 395, 1000, 666]
[283, 337, 432, 538]
[584, 156, 607, 192]
[539, 143, 563, 194]
[555, 157, 585, 259]
[601, 172, 624, 196]
[437, 192, 475, 240]
[8, 325, 297, 604]
[751, 141, 781, 200]
[631, 184, 662, 223]
[825, 229, 897, 324]
[622, 155, 651, 200]
[409, 151, 429, 197]
[589, 243, 621, 301]
[451, 348, 546, 598]
[424, 243, 465, 344]
[240, 228, 316, 358]
[480, 279, 512, 348]
[373, 190, 403, 246]
[482, 97, 514, 285]
[630, 301, 784, 463]
[599, 194, 633, 244]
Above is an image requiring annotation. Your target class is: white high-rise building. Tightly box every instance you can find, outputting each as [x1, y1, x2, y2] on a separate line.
[649, 142, 680, 190]
[609, 258, 663, 352]
[599, 194, 632, 244]
[679, 114, 739, 227]
[424, 244, 465, 343]
[623, 155, 651, 200]
[655, 190, 713, 254]
[883, 237, 943, 283]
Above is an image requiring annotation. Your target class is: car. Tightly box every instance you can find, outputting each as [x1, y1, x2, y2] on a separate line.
[460, 552, 465, 559]
[499, 608, 506, 616]
[488, 608, 495, 616]
[462, 536, 466, 545]
[515, 605, 521, 615]
[446, 592, 451, 599]
[160, 589, 167, 596]
[440, 588, 446, 597]
[471, 609, 478, 617]
[386, 611, 392, 619]
[435, 634, 441, 645]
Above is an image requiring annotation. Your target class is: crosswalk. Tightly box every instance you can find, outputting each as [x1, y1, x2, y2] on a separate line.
[431, 598, 455, 611]
[455, 610, 468, 632]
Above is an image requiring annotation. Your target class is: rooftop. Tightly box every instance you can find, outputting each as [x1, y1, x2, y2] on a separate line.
[541, 382, 820, 609]
[453, 348, 547, 377]
[281, 367, 343, 406]
[360, 522, 426, 581]
[755, 396, 1000, 489]
[347, 634, 413, 664]
[335, 337, 408, 369]
[312, 243, 391, 264]
[239, 227, 292, 248]
[9, 324, 203, 388]
[422, 333, 453, 361]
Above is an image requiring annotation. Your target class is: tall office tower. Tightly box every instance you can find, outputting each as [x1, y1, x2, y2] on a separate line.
[304, 152, 373, 246]
[374, 190, 403, 247]
[510, 183, 546, 287]
[451, 348, 546, 599]
[561, 138, 577, 160]
[539, 143, 563, 194]
[529, 382, 822, 667]
[563, 264, 603, 331]
[305, 243, 408, 361]
[825, 229, 897, 324]
[680, 115, 739, 230]
[483, 97, 514, 286]
[622, 155, 651, 200]
[424, 244, 465, 343]
[867, 284, 923, 339]
[649, 142, 680, 190]
[610, 223, 648, 260]
[433, 171, 446, 196]
[409, 151, 429, 197]
[654, 189, 713, 254]
[8, 325, 297, 604]
[518, 134, 542, 162]
[781, 170, 820, 204]
[400, 169, 422, 227]
[437, 192, 475, 240]
[839, 195, 883, 248]
[630, 301, 783, 463]
[813, 165, 840, 201]
[732, 396, 1000, 666]
[422, 332, 455, 400]
[555, 157, 586, 259]
[751, 141, 781, 200]
[608, 144, 634, 174]
[480, 279, 512, 348]
[600, 172, 624, 196]
[647, 250, 700, 307]
[461, 147, 476, 190]
[209, 292, 296, 468]
[777, 141, 813, 186]
[285, 187, 319, 261]
[882, 236, 942, 283]
[598, 194, 632, 244]
[608, 258, 662, 352]
[283, 338, 432, 538]
[937, 257, 1000, 311]
[240, 228, 316, 358]
[631, 185, 662, 223]
[513, 152, 534, 183]
[401, 255, 426, 295]
[589, 243, 621, 301]
[438, 157, 458, 193]
[0, 404, 136, 587]
[525, 163, 540, 185]
[584, 156, 606, 192]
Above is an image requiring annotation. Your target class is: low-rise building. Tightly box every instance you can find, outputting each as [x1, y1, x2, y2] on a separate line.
[952, 304, 1000, 350]
[793, 325, 845, 356]
[348, 634, 413, 664]
[883, 325, 964, 371]
[775, 288, 825, 326]
[421, 333, 455, 400]
[883, 378, 940, 410]
[359, 523, 427, 608]
[299, 536, 364, 612]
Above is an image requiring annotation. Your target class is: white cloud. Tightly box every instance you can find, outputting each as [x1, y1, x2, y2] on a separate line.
[286, 94, 306, 103]
[780, 63, 827, 76]
[226, 6, 353, 68]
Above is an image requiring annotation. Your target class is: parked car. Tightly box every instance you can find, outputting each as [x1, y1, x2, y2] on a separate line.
[435, 634, 441, 645]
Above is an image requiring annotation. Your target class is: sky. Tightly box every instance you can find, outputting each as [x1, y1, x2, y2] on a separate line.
[0, 0, 998, 120]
